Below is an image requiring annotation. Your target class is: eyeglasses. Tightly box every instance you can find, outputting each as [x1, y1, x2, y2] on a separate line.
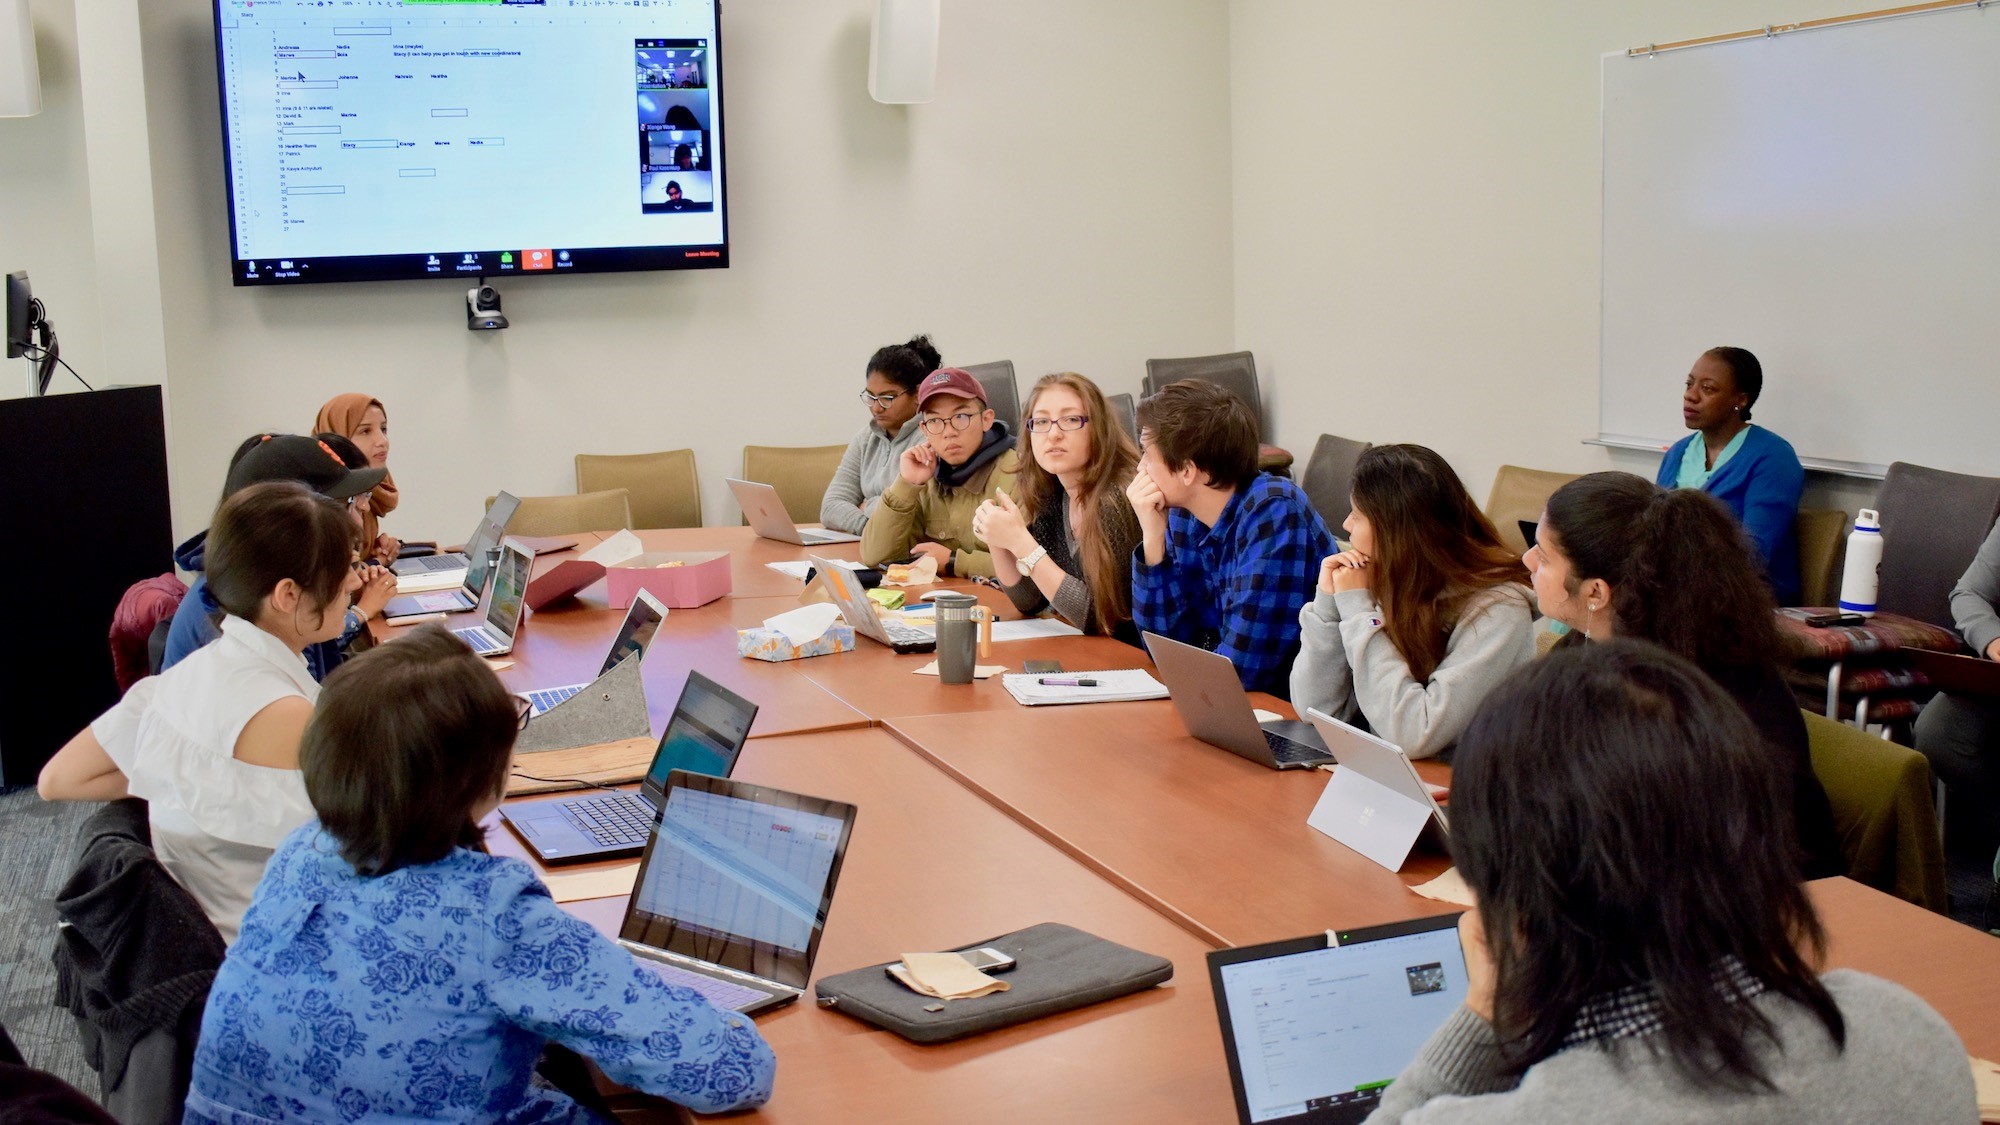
[919, 412, 981, 435]
[858, 390, 908, 407]
[1025, 414, 1089, 434]
[513, 695, 534, 730]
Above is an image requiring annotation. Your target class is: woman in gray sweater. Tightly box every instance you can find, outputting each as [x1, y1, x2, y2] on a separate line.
[819, 334, 938, 535]
[1367, 641, 1976, 1124]
[1916, 514, 2000, 854]
[1290, 444, 1534, 757]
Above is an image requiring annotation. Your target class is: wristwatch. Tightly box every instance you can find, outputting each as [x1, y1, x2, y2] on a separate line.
[1019, 544, 1050, 573]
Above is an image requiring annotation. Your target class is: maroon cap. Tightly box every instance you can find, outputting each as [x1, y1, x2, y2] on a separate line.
[915, 367, 987, 409]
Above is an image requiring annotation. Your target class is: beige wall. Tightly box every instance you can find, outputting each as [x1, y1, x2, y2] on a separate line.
[0, 0, 97, 401]
[132, 0, 1237, 540]
[1228, 0, 1880, 522]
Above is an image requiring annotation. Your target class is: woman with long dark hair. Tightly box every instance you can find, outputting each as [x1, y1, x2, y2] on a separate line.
[1527, 471, 1844, 879]
[1369, 641, 1974, 1122]
[974, 372, 1142, 641]
[821, 334, 941, 534]
[1290, 444, 1533, 757]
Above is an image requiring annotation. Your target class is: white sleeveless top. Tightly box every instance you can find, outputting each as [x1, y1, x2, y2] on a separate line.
[91, 615, 318, 943]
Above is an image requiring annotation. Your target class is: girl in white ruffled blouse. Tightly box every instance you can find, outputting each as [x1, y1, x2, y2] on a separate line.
[40, 481, 362, 942]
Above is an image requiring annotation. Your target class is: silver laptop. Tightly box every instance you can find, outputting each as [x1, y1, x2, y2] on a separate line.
[728, 478, 860, 545]
[1209, 913, 1469, 1125]
[1145, 632, 1331, 769]
[521, 590, 669, 716]
[451, 538, 532, 657]
[383, 491, 521, 619]
[1303, 708, 1450, 837]
[616, 770, 858, 1016]
[391, 490, 521, 579]
[808, 553, 935, 653]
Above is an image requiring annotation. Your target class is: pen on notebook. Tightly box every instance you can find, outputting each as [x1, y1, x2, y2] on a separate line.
[1038, 676, 1098, 687]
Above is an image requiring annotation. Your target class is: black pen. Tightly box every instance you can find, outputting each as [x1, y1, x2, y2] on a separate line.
[1038, 676, 1098, 687]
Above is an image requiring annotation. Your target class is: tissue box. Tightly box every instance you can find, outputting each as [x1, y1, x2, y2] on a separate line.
[737, 624, 856, 662]
[605, 551, 731, 609]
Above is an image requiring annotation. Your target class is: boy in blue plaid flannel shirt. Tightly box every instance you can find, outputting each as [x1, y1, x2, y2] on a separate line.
[1126, 380, 1331, 695]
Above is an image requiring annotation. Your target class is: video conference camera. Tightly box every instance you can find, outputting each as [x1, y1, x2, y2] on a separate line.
[466, 284, 509, 331]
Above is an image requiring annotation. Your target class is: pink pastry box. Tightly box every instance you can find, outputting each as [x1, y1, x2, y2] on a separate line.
[604, 551, 732, 609]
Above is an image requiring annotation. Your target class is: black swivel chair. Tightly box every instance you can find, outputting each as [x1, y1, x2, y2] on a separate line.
[961, 361, 1021, 430]
[1300, 434, 1371, 535]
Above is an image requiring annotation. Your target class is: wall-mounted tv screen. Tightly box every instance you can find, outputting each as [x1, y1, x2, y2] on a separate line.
[213, 0, 726, 286]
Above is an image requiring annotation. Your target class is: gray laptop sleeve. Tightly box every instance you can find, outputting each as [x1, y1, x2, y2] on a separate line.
[512, 654, 651, 754]
[813, 922, 1173, 1044]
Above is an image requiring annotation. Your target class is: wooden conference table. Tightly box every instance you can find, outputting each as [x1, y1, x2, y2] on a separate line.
[381, 525, 2000, 1121]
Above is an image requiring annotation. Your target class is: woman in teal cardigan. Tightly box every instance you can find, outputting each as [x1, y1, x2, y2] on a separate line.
[1656, 346, 1804, 604]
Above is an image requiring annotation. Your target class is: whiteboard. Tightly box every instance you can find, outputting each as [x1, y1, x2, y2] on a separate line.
[1599, 6, 2000, 476]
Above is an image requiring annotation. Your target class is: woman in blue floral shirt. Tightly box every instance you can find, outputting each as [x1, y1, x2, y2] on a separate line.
[184, 627, 776, 1124]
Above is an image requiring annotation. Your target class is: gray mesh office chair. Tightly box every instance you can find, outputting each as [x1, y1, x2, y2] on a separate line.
[1142, 351, 1263, 438]
[1107, 393, 1137, 440]
[1300, 434, 1370, 535]
[961, 361, 1020, 429]
[1874, 462, 2000, 630]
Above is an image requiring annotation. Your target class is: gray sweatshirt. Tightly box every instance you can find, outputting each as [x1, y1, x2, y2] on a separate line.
[1289, 584, 1535, 759]
[819, 417, 926, 535]
[1950, 517, 2000, 657]
[1365, 970, 1977, 1125]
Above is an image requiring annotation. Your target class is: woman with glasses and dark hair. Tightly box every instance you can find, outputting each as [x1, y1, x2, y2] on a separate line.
[820, 334, 942, 535]
[183, 627, 775, 1124]
[974, 372, 1143, 641]
[1290, 444, 1535, 758]
[1658, 346, 1805, 604]
[1525, 471, 1845, 880]
[1369, 641, 1975, 1122]
[39, 482, 363, 942]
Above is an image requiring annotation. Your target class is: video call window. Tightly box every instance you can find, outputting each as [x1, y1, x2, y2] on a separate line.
[642, 171, 714, 213]
[635, 41, 716, 214]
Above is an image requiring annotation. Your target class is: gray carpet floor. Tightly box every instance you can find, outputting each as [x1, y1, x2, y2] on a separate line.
[0, 785, 98, 1092]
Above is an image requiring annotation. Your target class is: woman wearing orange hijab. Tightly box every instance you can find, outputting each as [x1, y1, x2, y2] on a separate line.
[313, 393, 401, 561]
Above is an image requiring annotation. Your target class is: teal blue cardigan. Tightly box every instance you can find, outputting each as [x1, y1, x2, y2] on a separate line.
[1657, 425, 1804, 605]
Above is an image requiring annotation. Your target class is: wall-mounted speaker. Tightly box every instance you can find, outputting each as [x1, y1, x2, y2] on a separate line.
[0, 0, 41, 119]
[869, 0, 939, 105]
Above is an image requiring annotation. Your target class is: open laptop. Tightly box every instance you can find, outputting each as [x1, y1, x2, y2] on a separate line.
[1145, 631, 1331, 769]
[383, 491, 521, 619]
[728, 478, 861, 545]
[809, 553, 935, 653]
[501, 671, 758, 863]
[392, 490, 520, 578]
[451, 538, 532, 657]
[520, 590, 670, 716]
[1209, 913, 1469, 1125]
[615, 770, 858, 1015]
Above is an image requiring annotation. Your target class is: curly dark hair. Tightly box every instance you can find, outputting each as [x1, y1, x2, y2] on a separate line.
[865, 334, 944, 395]
[1542, 472, 1781, 673]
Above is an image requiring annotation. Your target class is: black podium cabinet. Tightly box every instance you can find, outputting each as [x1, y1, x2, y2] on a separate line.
[0, 386, 173, 786]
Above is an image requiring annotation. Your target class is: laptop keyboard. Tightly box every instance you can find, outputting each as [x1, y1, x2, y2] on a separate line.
[630, 954, 774, 1011]
[882, 621, 935, 645]
[454, 626, 504, 655]
[1265, 729, 1327, 765]
[558, 793, 655, 847]
[525, 684, 584, 715]
[413, 553, 464, 572]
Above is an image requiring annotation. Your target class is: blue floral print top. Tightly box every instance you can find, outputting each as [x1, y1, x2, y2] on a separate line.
[184, 824, 775, 1124]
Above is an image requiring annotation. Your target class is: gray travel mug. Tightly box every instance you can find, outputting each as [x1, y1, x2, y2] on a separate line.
[930, 592, 980, 684]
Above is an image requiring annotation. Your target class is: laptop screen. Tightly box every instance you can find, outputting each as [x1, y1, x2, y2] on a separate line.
[599, 594, 667, 679]
[462, 492, 520, 596]
[1210, 915, 1468, 1125]
[482, 543, 531, 639]
[620, 772, 856, 990]
[640, 672, 757, 800]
